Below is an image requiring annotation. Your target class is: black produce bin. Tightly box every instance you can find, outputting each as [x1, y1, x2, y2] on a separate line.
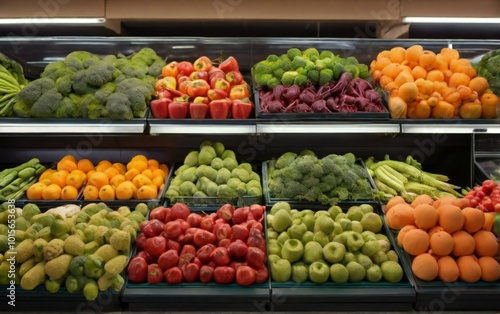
[267, 203, 416, 311]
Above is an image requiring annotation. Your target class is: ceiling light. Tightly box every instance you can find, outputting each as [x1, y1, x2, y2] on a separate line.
[0, 18, 106, 25]
[402, 17, 500, 24]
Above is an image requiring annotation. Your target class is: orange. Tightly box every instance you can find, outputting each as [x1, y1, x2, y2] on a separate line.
[26, 182, 47, 200]
[426, 70, 445, 82]
[42, 184, 62, 200]
[384, 195, 406, 214]
[125, 168, 141, 181]
[112, 162, 127, 174]
[461, 207, 485, 234]
[418, 50, 437, 71]
[379, 75, 393, 89]
[115, 181, 137, 200]
[477, 256, 500, 282]
[83, 185, 99, 200]
[141, 169, 154, 180]
[61, 185, 79, 200]
[86, 170, 96, 184]
[152, 175, 165, 188]
[152, 169, 167, 180]
[50, 170, 69, 188]
[66, 171, 84, 189]
[405, 45, 424, 64]
[136, 184, 158, 200]
[147, 159, 160, 170]
[382, 63, 403, 80]
[414, 204, 439, 230]
[57, 159, 77, 173]
[95, 160, 112, 172]
[429, 231, 453, 256]
[457, 255, 482, 283]
[427, 225, 445, 238]
[403, 229, 430, 256]
[371, 69, 382, 82]
[377, 50, 391, 60]
[449, 58, 470, 73]
[385, 203, 415, 229]
[103, 167, 120, 180]
[440, 48, 460, 63]
[59, 154, 77, 163]
[394, 71, 414, 87]
[127, 160, 148, 172]
[398, 82, 419, 103]
[415, 79, 434, 98]
[437, 256, 460, 282]
[473, 230, 499, 257]
[388, 47, 406, 63]
[98, 184, 116, 201]
[448, 72, 471, 88]
[39, 168, 56, 182]
[132, 174, 153, 188]
[411, 66, 427, 80]
[410, 194, 434, 208]
[469, 76, 489, 95]
[375, 57, 392, 71]
[77, 158, 95, 173]
[110, 174, 126, 188]
[433, 55, 449, 72]
[412, 253, 439, 281]
[483, 212, 496, 232]
[88, 171, 109, 190]
[397, 224, 417, 247]
[437, 204, 464, 233]
[451, 230, 475, 257]
[131, 154, 148, 162]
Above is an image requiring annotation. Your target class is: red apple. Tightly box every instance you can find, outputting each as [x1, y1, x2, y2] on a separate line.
[164, 220, 182, 239]
[193, 229, 216, 247]
[217, 203, 235, 221]
[180, 244, 197, 256]
[150, 206, 167, 222]
[211, 247, 230, 266]
[231, 224, 249, 242]
[164, 266, 183, 284]
[227, 239, 248, 259]
[196, 244, 216, 264]
[199, 265, 214, 283]
[246, 247, 266, 268]
[182, 262, 200, 283]
[171, 203, 190, 220]
[200, 216, 215, 232]
[214, 223, 232, 242]
[186, 213, 202, 227]
[158, 249, 179, 271]
[232, 207, 249, 224]
[218, 238, 231, 248]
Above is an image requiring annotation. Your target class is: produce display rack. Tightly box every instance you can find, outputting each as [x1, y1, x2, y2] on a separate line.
[0, 36, 499, 312]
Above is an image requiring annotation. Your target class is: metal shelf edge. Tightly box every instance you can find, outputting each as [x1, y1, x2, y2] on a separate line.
[401, 124, 500, 134]
[149, 124, 257, 134]
[256, 123, 400, 134]
[0, 123, 146, 134]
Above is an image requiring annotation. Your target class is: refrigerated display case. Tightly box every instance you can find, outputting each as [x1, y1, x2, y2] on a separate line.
[0, 36, 498, 312]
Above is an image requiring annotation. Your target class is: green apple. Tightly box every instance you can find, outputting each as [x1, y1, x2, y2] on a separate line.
[269, 254, 292, 282]
[330, 263, 349, 284]
[372, 251, 389, 265]
[282, 239, 304, 263]
[342, 252, 356, 265]
[272, 209, 292, 232]
[313, 231, 329, 247]
[291, 218, 302, 226]
[347, 206, 364, 221]
[381, 260, 403, 283]
[267, 214, 274, 227]
[267, 239, 283, 257]
[361, 240, 381, 257]
[334, 233, 347, 246]
[290, 209, 300, 217]
[360, 212, 382, 233]
[378, 239, 391, 253]
[356, 253, 373, 270]
[375, 233, 389, 243]
[346, 261, 366, 282]
[303, 241, 323, 264]
[277, 231, 290, 245]
[366, 264, 382, 282]
[301, 214, 316, 231]
[314, 210, 330, 218]
[313, 216, 335, 234]
[386, 250, 399, 263]
[308, 261, 330, 283]
[351, 221, 363, 233]
[328, 223, 343, 241]
[346, 231, 365, 252]
[267, 228, 279, 240]
[323, 242, 346, 263]
[334, 213, 348, 222]
[292, 261, 309, 283]
[288, 222, 307, 240]
[361, 230, 377, 242]
[301, 209, 314, 217]
[301, 231, 314, 245]
[327, 205, 343, 220]
[338, 218, 352, 231]
[270, 202, 291, 215]
[359, 204, 374, 215]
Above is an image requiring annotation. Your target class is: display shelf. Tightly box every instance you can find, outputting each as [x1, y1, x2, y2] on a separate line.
[0, 119, 147, 134]
[256, 122, 400, 134]
[149, 120, 257, 135]
[401, 121, 500, 134]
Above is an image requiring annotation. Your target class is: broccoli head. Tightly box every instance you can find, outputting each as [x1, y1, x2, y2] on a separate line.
[55, 75, 73, 95]
[16, 77, 56, 106]
[63, 56, 84, 72]
[30, 88, 64, 118]
[56, 96, 79, 118]
[85, 62, 117, 87]
[95, 82, 117, 104]
[80, 94, 107, 119]
[66, 51, 101, 63]
[105, 93, 133, 120]
[280, 71, 299, 86]
[319, 68, 334, 86]
[275, 152, 297, 169]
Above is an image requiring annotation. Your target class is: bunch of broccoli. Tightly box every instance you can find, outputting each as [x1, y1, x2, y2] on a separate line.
[475, 49, 500, 96]
[13, 48, 166, 120]
[268, 150, 373, 205]
[165, 141, 263, 203]
[252, 47, 370, 89]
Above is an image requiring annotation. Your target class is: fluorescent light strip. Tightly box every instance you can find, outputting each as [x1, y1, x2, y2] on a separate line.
[0, 18, 106, 25]
[402, 17, 500, 24]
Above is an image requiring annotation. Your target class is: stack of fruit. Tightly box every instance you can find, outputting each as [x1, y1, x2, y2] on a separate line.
[150, 56, 254, 119]
[267, 202, 404, 284]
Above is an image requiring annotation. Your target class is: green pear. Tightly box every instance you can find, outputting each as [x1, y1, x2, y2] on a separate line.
[270, 202, 291, 215]
[378, 239, 391, 253]
[272, 209, 292, 232]
[360, 212, 382, 233]
[361, 240, 381, 257]
[346, 261, 366, 282]
[281, 239, 304, 263]
[308, 261, 330, 283]
[269, 254, 292, 282]
[387, 250, 399, 263]
[342, 252, 356, 265]
[327, 205, 343, 220]
[291, 218, 302, 226]
[313, 231, 329, 247]
[267, 214, 274, 227]
[267, 239, 283, 257]
[301, 209, 314, 217]
[301, 231, 315, 245]
[323, 242, 346, 264]
[366, 264, 382, 282]
[334, 233, 347, 246]
[381, 261, 403, 283]
[328, 223, 344, 241]
[339, 218, 352, 231]
[292, 262, 309, 283]
[361, 230, 377, 242]
[372, 251, 389, 265]
[346, 231, 365, 252]
[375, 233, 389, 243]
[330, 263, 349, 283]
[267, 228, 279, 240]
[314, 216, 335, 234]
[290, 209, 300, 217]
[314, 210, 330, 218]
[335, 213, 348, 222]
[359, 204, 374, 215]
[357, 253, 373, 270]
[347, 206, 364, 221]
[303, 241, 323, 264]
[277, 231, 290, 245]
[288, 223, 307, 240]
[351, 221, 363, 233]
[301, 214, 316, 231]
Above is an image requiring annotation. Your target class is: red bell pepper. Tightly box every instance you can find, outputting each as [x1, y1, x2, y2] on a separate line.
[154, 76, 177, 91]
[209, 99, 232, 119]
[177, 61, 195, 76]
[212, 78, 231, 93]
[193, 56, 213, 72]
[209, 68, 226, 81]
[189, 71, 209, 82]
[190, 97, 209, 119]
[162, 61, 179, 78]
[207, 89, 228, 101]
[226, 71, 243, 85]
[232, 98, 253, 119]
[169, 97, 190, 119]
[178, 78, 192, 95]
[186, 79, 210, 98]
[229, 83, 250, 100]
[218, 56, 239, 73]
[150, 98, 171, 119]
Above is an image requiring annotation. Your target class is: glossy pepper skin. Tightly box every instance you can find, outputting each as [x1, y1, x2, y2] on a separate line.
[229, 84, 250, 100]
[190, 96, 209, 119]
[209, 99, 232, 119]
[168, 97, 189, 119]
[232, 98, 253, 119]
[150, 98, 171, 118]
[187, 79, 210, 98]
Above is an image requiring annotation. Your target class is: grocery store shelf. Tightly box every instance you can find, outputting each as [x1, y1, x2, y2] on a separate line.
[0, 0, 105, 18]
[0, 122, 146, 134]
[256, 123, 400, 134]
[401, 123, 500, 134]
[149, 122, 257, 135]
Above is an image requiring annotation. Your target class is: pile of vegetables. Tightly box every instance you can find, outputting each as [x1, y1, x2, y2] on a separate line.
[258, 72, 385, 114]
[13, 48, 165, 120]
[150, 55, 254, 119]
[0, 202, 147, 300]
[252, 47, 370, 89]
[165, 141, 262, 203]
[366, 155, 462, 203]
[0, 53, 28, 117]
[0, 158, 46, 201]
[268, 150, 373, 205]
[474, 49, 500, 97]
